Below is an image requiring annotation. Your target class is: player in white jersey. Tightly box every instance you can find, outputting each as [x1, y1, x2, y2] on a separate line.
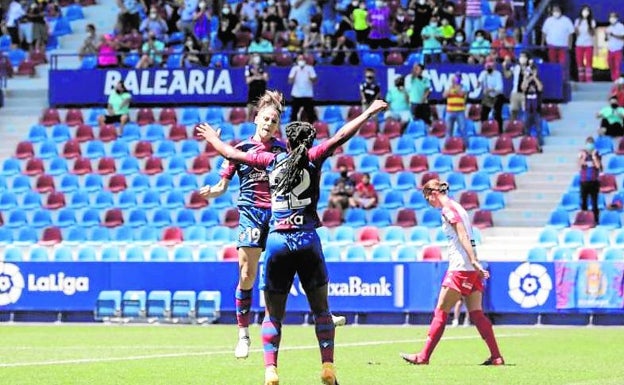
[401, 178, 505, 366]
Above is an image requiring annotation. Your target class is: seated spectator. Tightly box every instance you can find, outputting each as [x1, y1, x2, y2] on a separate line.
[329, 166, 355, 213]
[140, 6, 168, 41]
[97, 34, 119, 68]
[468, 29, 491, 64]
[445, 30, 470, 63]
[182, 34, 205, 67]
[610, 74, 624, 107]
[79, 24, 99, 59]
[46, 2, 61, 18]
[217, 3, 240, 51]
[239, 0, 260, 30]
[248, 34, 274, 62]
[597, 96, 624, 137]
[367, 0, 392, 49]
[117, 0, 144, 35]
[439, 17, 455, 43]
[176, 0, 198, 36]
[303, 21, 323, 51]
[330, 35, 359, 65]
[136, 32, 165, 69]
[259, 4, 285, 41]
[491, 27, 516, 62]
[116, 29, 142, 54]
[193, 1, 212, 46]
[421, 16, 443, 63]
[350, 173, 378, 210]
[283, 19, 303, 52]
[385, 75, 411, 122]
[98, 81, 131, 132]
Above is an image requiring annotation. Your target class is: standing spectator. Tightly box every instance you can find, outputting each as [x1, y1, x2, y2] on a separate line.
[284, 19, 303, 52]
[5, 0, 24, 48]
[18, 1, 33, 50]
[117, 0, 144, 35]
[521, 64, 544, 150]
[193, 1, 212, 48]
[288, 53, 317, 123]
[328, 165, 355, 214]
[406, 63, 432, 125]
[610, 74, 624, 107]
[392, 6, 411, 48]
[541, 5, 574, 70]
[217, 3, 240, 51]
[359, 68, 381, 111]
[574, 5, 596, 82]
[445, 30, 470, 63]
[245, 54, 269, 119]
[385, 75, 411, 122]
[97, 34, 119, 68]
[98, 81, 131, 133]
[329, 34, 359, 65]
[606, 12, 624, 81]
[438, 1, 457, 30]
[478, 59, 504, 134]
[438, 17, 455, 43]
[367, 0, 392, 49]
[350, 173, 378, 209]
[288, 0, 316, 27]
[140, 6, 168, 40]
[27, 2, 46, 52]
[352, 1, 369, 43]
[259, 4, 285, 39]
[503, 51, 530, 121]
[421, 16, 443, 63]
[79, 24, 99, 59]
[467, 29, 490, 64]
[491, 27, 516, 62]
[409, 0, 432, 48]
[597, 96, 624, 137]
[177, 0, 199, 36]
[578, 137, 602, 224]
[303, 21, 323, 51]
[464, 0, 483, 42]
[443, 72, 468, 140]
[136, 32, 165, 68]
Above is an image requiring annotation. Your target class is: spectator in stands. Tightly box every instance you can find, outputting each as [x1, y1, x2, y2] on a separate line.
[5, 0, 24, 48]
[117, 0, 145, 35]
[491, 27, 516, 62]
[136, 32, 165, 69]
[334, 9, 354, 38]
[360, 68, 381, 111]
[182, 33, 204, 67]
[521, 64, 544, 150]
[445, 29, 469, 63]
[478, 59, 504, 134]
[438, 16, 455, 43]
[367, 0, 392, 49]
[248, 33, 274, 62]
[574, 5, 596, 83]
[464, 0, 483, 42]
[391, 6, 411, 48]
[467, 29, 490, 64]
[140, 6, 168, 40]
[18, 0, 32, 50]
[326, 34, 359, 65]
[303, 21, 323, 52]
[288, 53, 317, 123]
[283, 18, 303, 52]
[97, 34, 119, 68]
[437, 1, 457, 30]
[246, 53, 268, 119]
[329, 165, 355, 214]
[597, 96, 624, 137]
[610, 74, 624, 107]
[350, 173, 378, 210]
[578, 136, 602, 224]
[421, 16, 443, 63]
[98, 81, 131, 133]
[385, 75, 411, 122]
[176, 0, 198, 36]
[352, 1, 369, 43]
[79, 24, 99, 59]
[541, 5, 574, 70]
[192, 1, 212, 47]
[288, 0, 316, 27]
[217, 3, 240, 51]
[443, 72, 468, 140]
[239, 0, 261, 30]
[27, 2, 46, 52]
[606, 12, 624, 82]
[503, 51, 530, 121]
[406, 63, 432, 125]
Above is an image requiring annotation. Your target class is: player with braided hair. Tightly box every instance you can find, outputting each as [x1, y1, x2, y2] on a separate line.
[400, 178, 504, 366]
[197, 99, 388, 385]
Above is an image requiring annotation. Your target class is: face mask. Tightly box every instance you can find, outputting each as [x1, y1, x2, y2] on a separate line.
[581, 10, 589, 18]
[340, 171, 348, 177]
[612, 103, 619, 109]
[610, 17, 618, 24]
[351, 0, 358, 5]
[487, 67, 493, 73]
[185, 40, 193, 47]
[150, 13, 157, 19]
[585, 143, 595, 152]
[268, 0, 275, 5]
[297, 60, 306, 67]
[430, 22, 438, 27]
[476, 36, 484, 42]
[519, 57, 528, 65]
[199, 2, 206, 8]
[222, 7, 230, 14]
[617, 77, 624, 85]
[455, 35, 464, 42]
[418, 0, 425, 4]
[553, 11, 561, 18]
[253, 56, 261, 64]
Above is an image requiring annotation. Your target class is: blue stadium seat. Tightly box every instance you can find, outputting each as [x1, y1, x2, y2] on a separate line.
[7, 48, 26, 67]
[171, 291, 197, 319]
[369, 208, 393, 227]
[446, 172, 467, 193]
[30, 247, 49, 261]
[406, 190, 428, 210]
[594, 135, 614, 156]
[4, 247, 22, 262]
[0, 34, 11, 52]
[84, 174, 104, 193]
[431, 155, 453, 173]
[196, 291, 221, 322]
[53, 246, 74, 262]
[85, 108, 105, 126]
[418, 136, 440, 155]
[178, 173, 198, 193]
[316, 226, 331, 244]
[552, 247, 574, 261]
[237, 122, 256, 139]
[322, 105, 344, 124]
[181, 107, 201, 126]
[547, 209, 571, 229]
[421, 208, 442, 228]
[77, 246, 98, 261]
[393, 136, 416, 155]
[99, 246, 119, 262]
[405, 52, 423, 67]
[0, 175, 7, 193]
[15, 227, 37, 244]
[150, 246, 170, 261]
[561, 229, 585, 248]
[323, 245, 342, 261]
[227, 175, 240, 192]
[559, 192, 580, 211]
[93, 191, 114, 210]
[200, 208, 221, 227]
[371, 172, 392, 191]
[48, 157, 68, 176]
[167, 156, 187, 175]
[52, 17, 72, 36]
[95, 290, 122, 320]
[125, 246, 145, 261]
[358, 154, 380, 174]
[604, 156, 624, 175]
[0, 192, 18, 211]
[6, 209, 28, 229]
[111, 140, 130, 159]
[404, 120, 427, 139]
[69, 190, 90, 209]
[362, 52, 383, 66]
[38, 140, 58, 159]
[119, 157, 140, 175]
[166, 53, 182, 68]
[382, 226, 406, 245]
[527, 247, 548, 262]
[21, 190, 41, 211]
[345, 208, 367, 227]
[32, 209, 52, 229]
[203, 171, 221, 187]
[334, 225, 356, 245]
[145, 124, 166, 142]
[466, 136, 490, 155]
[344, 136, 368, 156]
[121, 123, 141, 142]
[1, 158, 20, 176]
[604, 247, 624, 261]
[371, 244, 393, 261]
[381, 190, 404, 210]
[505, 155, 528, 174]
[568, 174, 581, 194]
[152, 208, 172, 228]
[0, 228, 14, 244]
[176, 209, 196, 227]
[52, 124, 71, 143]
[597, 210, 621, 230]
[117, 190, 137, 209]
[587, 227, 610, 248]
[345, 244, 367, 261]
[90, 227, 111, 243]
[205, 107, 225, 126]
[180, 140, 200, 159]
[483, 15, 501, 32]
[164, 190, 185, 209]
[173, 246, 194, 261]
[212, 191, 234, 209]
[128, 208, 149, 228]
[218, 123, 235, 141]
[537, 227, 559, 248]
[206, 226, 232, 245]
[85, 140, 106, 159]
[469, 172, 491, 192]
[122, 290, 147, 318]
[396, 245, 419, 261]
[28, 124, 48, 143]
[321, 172, 339, 191]
[147, 290, 172, 319]
[11, 175, 31, 194]
[65, 226, 87, 245]
[198, 246, 219, 261]
[65, 4, 84, 21]
[130, 174, 151, 193]
[154, 173, 174, 193]
[481, 191, 505, 211]
[155, 140, 176, 158]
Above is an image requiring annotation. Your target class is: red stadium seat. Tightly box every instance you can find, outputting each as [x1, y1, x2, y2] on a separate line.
[321, 208, 343, 228]
[491, 134, 515, 155]
[204, 142, 218, 157]
[41, 108, 61, 126]
[35, 174, 55, 193]
[358, 226, 380, 246]
[494, 0, 513, 16]
[422, 245, 442, 261]
[72, 157, 92, 175]
[96, 157, 117, 175]
[599, 174, 617, 193]
[76, 124, 95, 142]
[159, 108, 177, 125]
[396, 208, 417, 227]
[15, 141, 34, 159]
[0, 212, 3, 226]
[144, 157, 163, 175]
[383, 155, 405, 173]
[419, 172, 439, 189]
[572, 211, 596, 230]
[103, 208, 124, 228]
[492, 172, 517, 192]
[347, 105, 363, 121]
[24, 157, 44, 176]
[224, 208, 240, 228]
[351, 172, 364, 185]
[480, 119, 500, 137]
[504, 120, 524, 138]
[65, 108, 84, 126]
[231, 53, 249, 67]
[222, 246, 239, 261]
[40, 226, 62, 246]
[616, 138, 624, 155]
[186, 191, 208, 209]
[472, 210, 493, 229]
[99, 124, 118, 142]
[578, 248, 599, 261]
[442, 136, 465, 155]
[382, 118, 402, 139]
[62, 139, 82, 159]
[335, 155, 355, 171]
[29, 49, 47, 65]
[108, 174, 127, 193]
[430, 120, 447, 138]
[313, 121, 330, 139]
[134, 141, 153, 159]
[235, 31, 252, 48]
[542, 103, 561, 121]
[468, 104, 482, 121]
[169, 124, 188, 141]
[371, 135, 391, 155]
[302, 53, 316, 65]
[17, 59, 36, 76]
[385, 51, 404, 65]
[229, 107, 247, 125]
[517, 136, 539, 155]
[162, 226, 184, 246]
[457, 154, 478, 173]
[190, 154, 211, 175]
[359, 120, 378, 139]
[459, 191, 479, 210]
[136, 108, 155, 126]
[408, 155, 429, 173]
[274, 52, 293, 67]
[45, 191, 66, 210]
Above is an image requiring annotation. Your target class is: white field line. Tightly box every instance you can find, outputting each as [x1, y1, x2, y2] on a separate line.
[0, 333, 529, 368]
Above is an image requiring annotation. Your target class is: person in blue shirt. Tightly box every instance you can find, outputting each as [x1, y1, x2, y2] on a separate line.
[196, 99, 388, 385]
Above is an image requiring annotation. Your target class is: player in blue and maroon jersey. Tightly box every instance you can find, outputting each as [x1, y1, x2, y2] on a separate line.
[197, 99, 388, 385]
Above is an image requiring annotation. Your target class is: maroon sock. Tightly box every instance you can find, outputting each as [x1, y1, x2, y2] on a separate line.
[470, 310, 502, 358]
[420, 308, 448, 360]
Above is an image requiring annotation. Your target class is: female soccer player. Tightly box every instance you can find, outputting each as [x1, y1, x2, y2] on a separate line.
[400, 178, 504, 366]
[197, 99, 388, 385]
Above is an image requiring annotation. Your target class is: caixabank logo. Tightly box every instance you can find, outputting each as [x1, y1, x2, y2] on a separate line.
[0, 263, 25, 306]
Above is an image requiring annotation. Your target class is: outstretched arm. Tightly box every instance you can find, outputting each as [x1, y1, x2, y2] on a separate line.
[323, 99, 388, 150]
[199, 178, 230, 199]
[196, 124, 275, 169]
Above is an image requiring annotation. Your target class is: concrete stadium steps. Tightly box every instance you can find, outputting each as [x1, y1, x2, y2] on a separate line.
[477, 227, 541, 260]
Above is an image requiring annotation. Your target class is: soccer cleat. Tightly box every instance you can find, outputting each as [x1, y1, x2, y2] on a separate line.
[400, 353, 429, 365]
[451, 318, 459, 327]
[332, 314, 347, 327]
[320, 362, 339, 385]
[481, 356, 505, 366]
[234, 336, 250, 359]
[264, 365, 279, 385]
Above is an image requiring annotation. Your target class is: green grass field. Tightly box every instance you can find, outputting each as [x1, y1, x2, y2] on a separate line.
[1, 324, 624, 385]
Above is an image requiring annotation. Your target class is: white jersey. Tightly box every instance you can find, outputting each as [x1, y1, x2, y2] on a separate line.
[441, 199, 476, 271]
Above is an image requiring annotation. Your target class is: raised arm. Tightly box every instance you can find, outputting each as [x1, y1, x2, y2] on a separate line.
[196, 123, 274, 169]
[322, 99, 388, 150]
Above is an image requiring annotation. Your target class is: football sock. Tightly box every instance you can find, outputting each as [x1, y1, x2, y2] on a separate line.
[421, 308, 448, 360]
[235, 288, 252, 328]
[314, 311, 335, 364]
[470, 310, 502, 358]
[262, 315, 282, 367]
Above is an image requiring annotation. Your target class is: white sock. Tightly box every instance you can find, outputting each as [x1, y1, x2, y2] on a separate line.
[238, 327, 249, 339]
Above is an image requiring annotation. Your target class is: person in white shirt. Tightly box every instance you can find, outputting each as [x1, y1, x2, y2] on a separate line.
[606, 12, 624, 81]
[478, 59, 504, 134]
[502, 51, 530, 120]
[574, 5, 597, 82]
[541, 5, 574, 69]
[5, 0, 25, 47]
[288, 54, 317, 123]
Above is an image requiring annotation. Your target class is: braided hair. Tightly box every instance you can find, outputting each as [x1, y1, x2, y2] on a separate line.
[275, 121, 317, 194]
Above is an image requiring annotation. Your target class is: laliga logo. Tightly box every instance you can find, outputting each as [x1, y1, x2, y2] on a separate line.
[0, 263, 25, 306]
[508, 262, 552, 308]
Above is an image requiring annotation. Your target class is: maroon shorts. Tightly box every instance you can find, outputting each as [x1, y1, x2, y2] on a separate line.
[442, 271, 484, 296]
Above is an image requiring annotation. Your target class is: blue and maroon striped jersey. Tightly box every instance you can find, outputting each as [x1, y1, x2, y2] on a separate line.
[579, 150, 600, 182]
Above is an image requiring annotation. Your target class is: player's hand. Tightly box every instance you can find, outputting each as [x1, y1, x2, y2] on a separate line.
[366, 99, 389, 115]
[475, 263, 490, 279]
[199, 185, 211, 199]
[196, 123, 221, 141]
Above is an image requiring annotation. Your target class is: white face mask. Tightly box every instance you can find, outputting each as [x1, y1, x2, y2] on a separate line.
[297, 60, 306, 67]
[553, 11, 561, 18]
[455, 35, 464, 42]
[610, 17, 618, 24]
[418, 0, 425, 4]
[149, 13, 157, 19]
[581, 10, 589, 18]
[199, 2, 206, 8]
[268, 0, 275, 5]
[222, 7, 230, 14]
[253, 56, 261, 64]
[519, 57, 528, 65]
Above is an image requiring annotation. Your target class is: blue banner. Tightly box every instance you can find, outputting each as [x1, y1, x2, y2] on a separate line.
[556, 261, 624, 309]
[48, 63, 565, 107]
